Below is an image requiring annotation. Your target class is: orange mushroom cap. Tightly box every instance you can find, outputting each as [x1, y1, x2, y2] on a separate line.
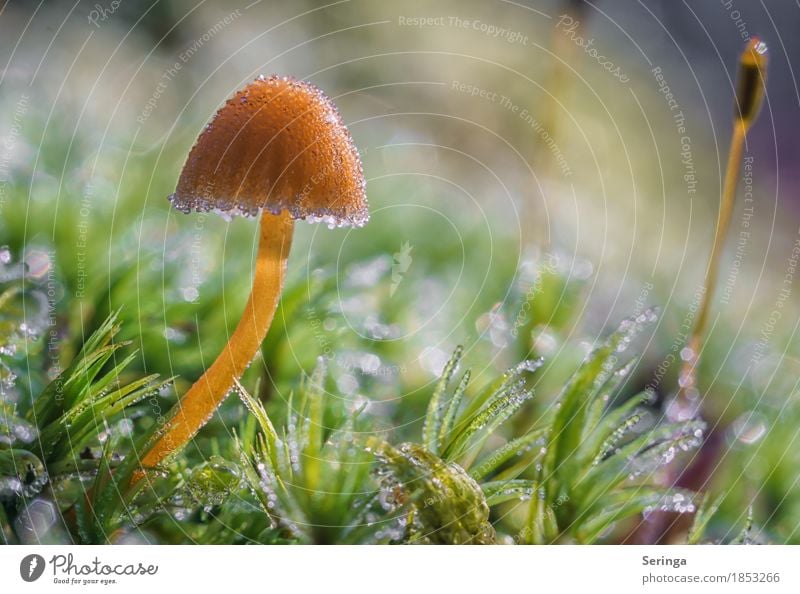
[169, 75, 368, 227]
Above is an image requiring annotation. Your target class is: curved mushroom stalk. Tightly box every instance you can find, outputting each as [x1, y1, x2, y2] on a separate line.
[138, 211, 293, 473]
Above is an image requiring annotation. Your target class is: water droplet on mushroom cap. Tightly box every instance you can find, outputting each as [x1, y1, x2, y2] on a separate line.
[169, 75, 368, 227]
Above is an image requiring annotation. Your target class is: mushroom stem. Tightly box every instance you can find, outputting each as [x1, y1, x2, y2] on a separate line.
[135, 210, 294, 478]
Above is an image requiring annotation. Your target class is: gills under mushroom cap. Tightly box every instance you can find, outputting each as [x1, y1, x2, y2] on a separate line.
[169, 75, 368, 228]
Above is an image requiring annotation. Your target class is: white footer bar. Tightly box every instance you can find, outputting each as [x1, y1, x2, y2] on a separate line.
[1, 545, 797, 593]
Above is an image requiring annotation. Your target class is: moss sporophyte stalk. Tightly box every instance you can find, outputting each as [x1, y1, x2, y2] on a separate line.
[131, 76, 369, 483]
[634, 38, 768, 545]
[676, 39, 768, 416]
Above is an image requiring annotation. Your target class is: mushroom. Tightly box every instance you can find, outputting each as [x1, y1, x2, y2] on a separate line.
[136, 75, 368, 475]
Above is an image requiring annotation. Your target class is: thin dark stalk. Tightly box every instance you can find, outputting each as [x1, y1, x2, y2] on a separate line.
[674, 38, 768, 418]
